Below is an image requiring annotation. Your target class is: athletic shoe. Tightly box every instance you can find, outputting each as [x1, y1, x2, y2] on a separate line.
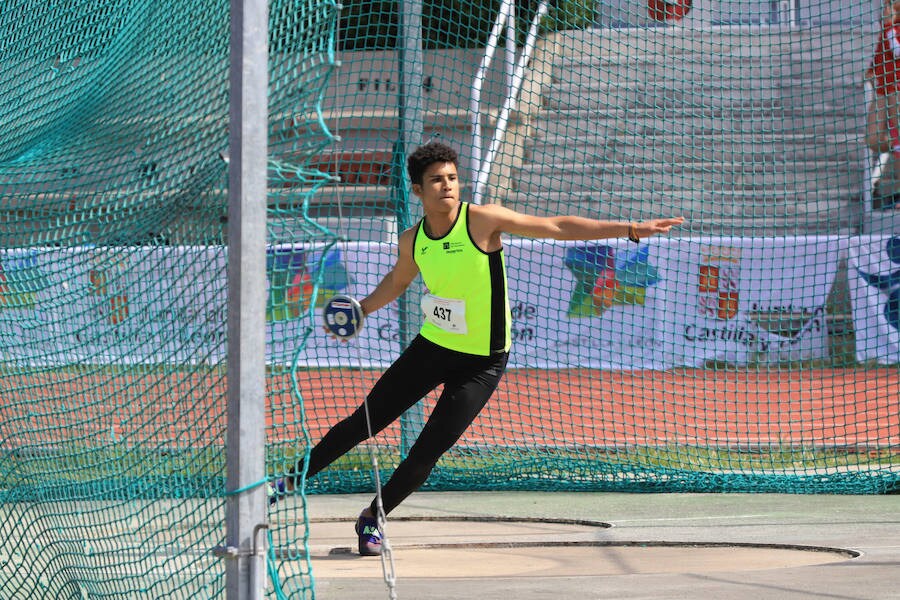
[354, 514, 383, 556]
[268, 479, 286, 506]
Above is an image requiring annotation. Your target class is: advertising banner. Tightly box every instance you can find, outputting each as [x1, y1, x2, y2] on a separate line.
[0, 246, 227, 365]
[0, 238, 843, 369]
[503, 237, 838, 369]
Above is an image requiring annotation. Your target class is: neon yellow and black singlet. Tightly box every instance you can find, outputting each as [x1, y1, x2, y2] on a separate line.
[413, 202, 512, 356]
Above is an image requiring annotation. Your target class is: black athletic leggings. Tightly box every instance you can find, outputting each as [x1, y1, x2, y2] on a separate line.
[298, 335, 508, 515]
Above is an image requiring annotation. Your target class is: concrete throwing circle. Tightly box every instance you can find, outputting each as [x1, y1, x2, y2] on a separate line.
[296, 517, 857, 579]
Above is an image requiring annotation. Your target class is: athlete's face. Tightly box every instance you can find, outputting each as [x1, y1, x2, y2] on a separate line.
[413, 161, 459, 212]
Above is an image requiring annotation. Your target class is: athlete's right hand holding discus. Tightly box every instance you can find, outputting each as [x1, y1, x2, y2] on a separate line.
[322, 294, 366, 341]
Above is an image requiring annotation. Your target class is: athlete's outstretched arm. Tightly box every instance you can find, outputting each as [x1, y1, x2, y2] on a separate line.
[474, 204, 684, 241]
[359, 227, 420, 317]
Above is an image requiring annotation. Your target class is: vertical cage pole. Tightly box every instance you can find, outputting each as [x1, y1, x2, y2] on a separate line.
[225, 0, 268, 598]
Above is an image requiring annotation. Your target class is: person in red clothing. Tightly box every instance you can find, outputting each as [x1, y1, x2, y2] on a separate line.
[866, 0, 900, 155]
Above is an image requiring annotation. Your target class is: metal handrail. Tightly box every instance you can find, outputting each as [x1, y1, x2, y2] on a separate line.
[470, 0, 514, 198]
[470, 0, 549, 204]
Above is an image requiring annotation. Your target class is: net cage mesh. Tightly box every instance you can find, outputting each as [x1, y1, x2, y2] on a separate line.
[0, 0, 897, 597]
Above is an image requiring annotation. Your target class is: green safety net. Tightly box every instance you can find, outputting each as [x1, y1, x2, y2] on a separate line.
[1, 0, 898, 598]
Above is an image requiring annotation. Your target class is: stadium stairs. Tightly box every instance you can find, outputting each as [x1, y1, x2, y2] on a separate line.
[502, 25, 872, 236]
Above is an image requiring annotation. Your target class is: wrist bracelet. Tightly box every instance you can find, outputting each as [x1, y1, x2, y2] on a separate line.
[628, 222, 640, 243]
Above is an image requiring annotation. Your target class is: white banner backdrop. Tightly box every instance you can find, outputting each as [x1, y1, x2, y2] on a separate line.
[0, 246, 228, 366]
[503, 237, 838, 369]
[0, 238, 843, 369]
[847, 236, 900, 365]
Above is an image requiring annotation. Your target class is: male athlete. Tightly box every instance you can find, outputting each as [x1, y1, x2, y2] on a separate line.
[275, 141, 684, 555]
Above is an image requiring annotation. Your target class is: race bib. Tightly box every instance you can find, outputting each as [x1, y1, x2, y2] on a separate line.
[421, 294, 467, 334]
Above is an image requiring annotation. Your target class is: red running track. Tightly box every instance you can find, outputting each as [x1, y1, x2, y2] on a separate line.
[285, 368, 900, 449]
[2, 368, 897, 449]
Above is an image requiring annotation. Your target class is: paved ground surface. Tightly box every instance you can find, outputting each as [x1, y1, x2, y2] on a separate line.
[280, 491, 900, 600]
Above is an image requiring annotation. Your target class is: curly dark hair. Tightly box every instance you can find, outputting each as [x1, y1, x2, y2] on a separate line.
[407, 142, 458, 185]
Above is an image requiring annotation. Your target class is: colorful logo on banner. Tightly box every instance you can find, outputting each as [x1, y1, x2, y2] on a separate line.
[88, 254, 129, 325]
[564, 245, 660, 318]
[0, 252, 41, 310]
[698, 246, 740, 321]
[856, 236, 900, 331]
[266, 246, 351, 321]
